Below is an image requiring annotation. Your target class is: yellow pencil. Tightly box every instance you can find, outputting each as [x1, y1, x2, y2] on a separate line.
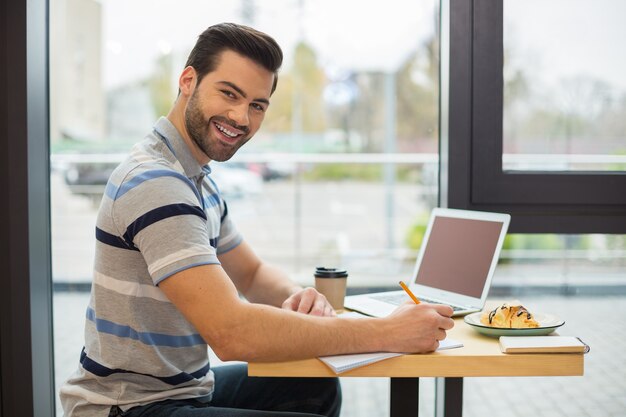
[399, 281, 421, 304]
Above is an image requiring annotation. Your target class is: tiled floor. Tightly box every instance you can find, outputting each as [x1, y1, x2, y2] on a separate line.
[54, 292, 626, 417]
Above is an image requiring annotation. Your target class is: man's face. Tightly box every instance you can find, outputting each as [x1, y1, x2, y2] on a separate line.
[184, 50, 274, 162]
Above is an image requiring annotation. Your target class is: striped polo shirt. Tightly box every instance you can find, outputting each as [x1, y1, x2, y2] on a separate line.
[60, 117, 242, 417]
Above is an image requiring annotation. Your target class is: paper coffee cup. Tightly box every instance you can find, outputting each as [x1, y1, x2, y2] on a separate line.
[314, 267, 348, 310]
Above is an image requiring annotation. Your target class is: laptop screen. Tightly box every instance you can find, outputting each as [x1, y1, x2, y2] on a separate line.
[415, 216, 505, 298]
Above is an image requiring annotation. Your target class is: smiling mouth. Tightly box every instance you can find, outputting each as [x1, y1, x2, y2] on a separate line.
[213, 121, 246, 142]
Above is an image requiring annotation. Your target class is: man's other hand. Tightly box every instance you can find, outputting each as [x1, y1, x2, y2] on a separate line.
[282, 287, 336, 317]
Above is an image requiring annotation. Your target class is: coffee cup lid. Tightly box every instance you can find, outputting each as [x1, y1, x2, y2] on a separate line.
[314, 267, 348, 278]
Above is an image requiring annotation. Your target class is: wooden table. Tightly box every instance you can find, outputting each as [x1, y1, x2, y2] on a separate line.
[248, 316, 584, 417]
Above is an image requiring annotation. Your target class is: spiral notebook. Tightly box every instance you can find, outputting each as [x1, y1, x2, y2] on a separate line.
[319, 338, 463, 374]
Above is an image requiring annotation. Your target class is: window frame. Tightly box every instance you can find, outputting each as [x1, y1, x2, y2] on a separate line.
[1, 0, 55, 415]
[445, 0, 626, 233]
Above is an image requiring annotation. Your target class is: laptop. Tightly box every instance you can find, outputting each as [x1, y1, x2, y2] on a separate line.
[343, 208, 511, 317]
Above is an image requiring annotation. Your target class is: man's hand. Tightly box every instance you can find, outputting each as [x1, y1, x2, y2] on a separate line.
[380, 302, 455, 353]
[282, 287, 336, 317]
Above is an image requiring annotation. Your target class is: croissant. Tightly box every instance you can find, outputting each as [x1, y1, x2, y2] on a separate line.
[480, 303, 539, 328]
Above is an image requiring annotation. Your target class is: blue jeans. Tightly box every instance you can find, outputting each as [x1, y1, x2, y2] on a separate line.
[109, 363, 341, 417]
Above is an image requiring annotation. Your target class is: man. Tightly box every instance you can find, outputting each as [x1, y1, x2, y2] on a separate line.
[60, 22, 454, 417]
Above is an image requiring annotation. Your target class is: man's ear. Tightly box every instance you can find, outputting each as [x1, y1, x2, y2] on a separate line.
[179, 66, 197, 96]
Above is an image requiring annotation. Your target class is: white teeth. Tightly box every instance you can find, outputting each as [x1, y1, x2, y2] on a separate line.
[216, 123, 238, 138]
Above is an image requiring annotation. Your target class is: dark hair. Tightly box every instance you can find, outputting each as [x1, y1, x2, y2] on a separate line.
[185, 22, 283, 94]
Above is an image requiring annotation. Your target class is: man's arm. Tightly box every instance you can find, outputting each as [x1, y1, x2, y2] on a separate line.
[158, 264, 454, 363]
[218, 241, 334, 316]
[218, 241, 299, 306]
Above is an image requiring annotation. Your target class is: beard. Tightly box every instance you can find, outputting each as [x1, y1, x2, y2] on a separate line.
[184, 91, 251, 162]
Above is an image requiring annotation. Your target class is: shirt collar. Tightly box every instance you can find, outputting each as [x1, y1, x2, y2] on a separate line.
[152, 116, 211, 179]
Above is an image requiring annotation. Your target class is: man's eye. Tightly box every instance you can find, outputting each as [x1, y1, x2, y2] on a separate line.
[251, 103, 266, 112]
[222, 90, 236, 98]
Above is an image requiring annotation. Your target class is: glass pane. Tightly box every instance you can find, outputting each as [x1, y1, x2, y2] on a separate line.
[503, 0, 626, 171]
[49, 0, 441, 284]
[50, 0, 440, 415]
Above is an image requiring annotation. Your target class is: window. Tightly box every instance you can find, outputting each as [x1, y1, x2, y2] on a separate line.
[6, 0, 623, 416]
[446, 0, 626, 233]
[49, 0, 441, 287]
[503, 1, 626, 172]
[50, 0, 441, 415]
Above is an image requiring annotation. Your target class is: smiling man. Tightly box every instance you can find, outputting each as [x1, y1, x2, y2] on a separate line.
[177, 51, 266, 163]
[60, 22, 454, 417]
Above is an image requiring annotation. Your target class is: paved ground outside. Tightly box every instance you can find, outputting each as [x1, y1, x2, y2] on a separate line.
[54, 292, 626, 417]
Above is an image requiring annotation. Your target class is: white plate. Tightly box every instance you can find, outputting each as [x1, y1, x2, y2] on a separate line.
[464, 311, 565, 337]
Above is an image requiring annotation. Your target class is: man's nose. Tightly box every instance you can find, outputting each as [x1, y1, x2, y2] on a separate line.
[228, 103, 249, 127]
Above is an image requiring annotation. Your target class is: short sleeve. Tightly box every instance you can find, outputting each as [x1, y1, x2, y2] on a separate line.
[216, 200, 243, 255]
[110, 165, 219, 284]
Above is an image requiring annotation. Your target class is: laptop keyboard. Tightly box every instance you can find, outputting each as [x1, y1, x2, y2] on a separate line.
[371, 293, 465, 311]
